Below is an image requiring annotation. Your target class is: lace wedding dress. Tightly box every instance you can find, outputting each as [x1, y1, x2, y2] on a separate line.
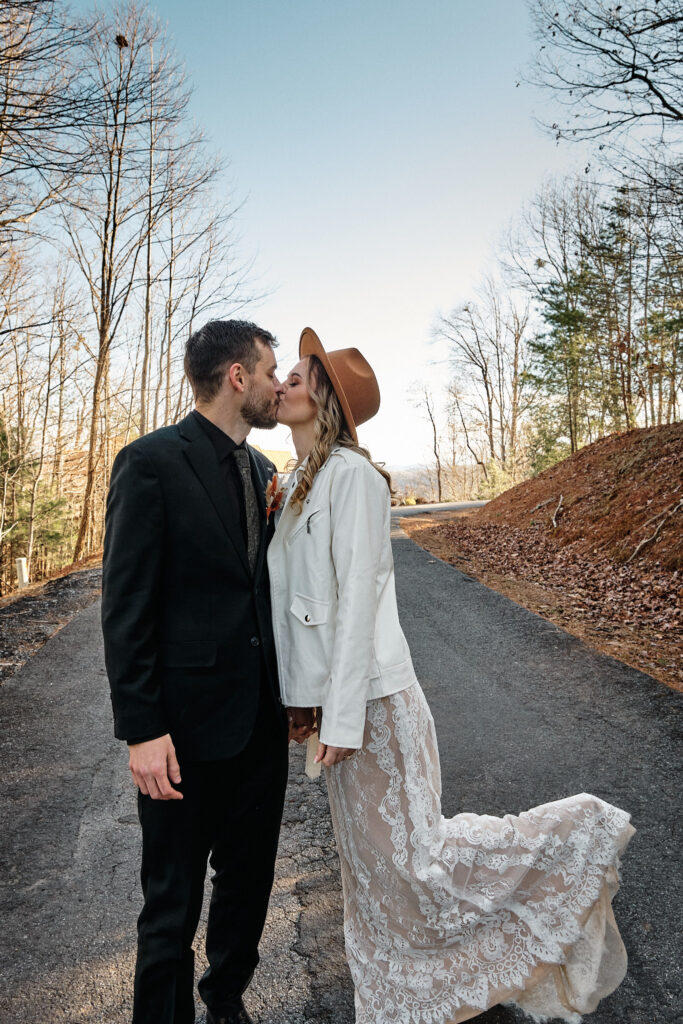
[324, 682, 634, 1024]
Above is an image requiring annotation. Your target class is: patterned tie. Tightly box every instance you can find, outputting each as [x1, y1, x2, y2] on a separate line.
[232, 446, 260, 573]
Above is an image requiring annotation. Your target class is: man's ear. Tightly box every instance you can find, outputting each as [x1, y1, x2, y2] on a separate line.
[227, 362, 247, 393]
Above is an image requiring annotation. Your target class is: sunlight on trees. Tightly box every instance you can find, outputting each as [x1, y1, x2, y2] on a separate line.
[0, 1, 251, 591]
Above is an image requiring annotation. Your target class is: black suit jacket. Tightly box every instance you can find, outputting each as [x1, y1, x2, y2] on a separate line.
[101, 413, 281, 760]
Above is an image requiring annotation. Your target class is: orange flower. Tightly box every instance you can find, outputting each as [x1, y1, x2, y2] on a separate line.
[265, 473, 285, 521]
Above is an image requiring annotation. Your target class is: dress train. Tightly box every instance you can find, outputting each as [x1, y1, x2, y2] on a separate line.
[324, 683, 634, 1024]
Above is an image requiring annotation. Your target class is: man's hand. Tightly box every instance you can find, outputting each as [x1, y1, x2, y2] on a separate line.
[314, 743, 357, 767]
[129, 734, 183, 800]
[287, 706, 316, 744]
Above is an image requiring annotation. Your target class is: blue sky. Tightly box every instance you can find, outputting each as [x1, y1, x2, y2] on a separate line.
[85, 0, 590, 464]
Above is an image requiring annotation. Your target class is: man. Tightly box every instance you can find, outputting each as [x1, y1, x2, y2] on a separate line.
[102, 320, 294, 1024]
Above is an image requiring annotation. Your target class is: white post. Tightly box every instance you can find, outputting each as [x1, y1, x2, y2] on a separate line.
[16, 557, 29, 589]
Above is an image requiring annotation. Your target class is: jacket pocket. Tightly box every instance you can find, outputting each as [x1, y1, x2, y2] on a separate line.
[290, 593, 328, 626]
[287, 506, 323, 544]
[160, 640, 217, 667]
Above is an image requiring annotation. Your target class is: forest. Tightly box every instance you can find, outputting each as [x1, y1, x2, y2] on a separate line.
[1, 0, 249, 592]
[1, 0, 682, 591]
[421, 0, 682, 502]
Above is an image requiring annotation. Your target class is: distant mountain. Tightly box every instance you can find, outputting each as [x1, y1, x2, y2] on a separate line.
[387, 464, 438, 502]
[387, 462, 486, 504]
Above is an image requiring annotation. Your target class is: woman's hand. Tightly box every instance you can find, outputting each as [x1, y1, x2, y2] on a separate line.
[314, 742, 357, 766]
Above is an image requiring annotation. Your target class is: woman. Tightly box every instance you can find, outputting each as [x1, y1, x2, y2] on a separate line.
[267, 327, 634, 1024]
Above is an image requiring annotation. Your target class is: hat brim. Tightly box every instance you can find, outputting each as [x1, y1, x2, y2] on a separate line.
[299, 327, 359, 443]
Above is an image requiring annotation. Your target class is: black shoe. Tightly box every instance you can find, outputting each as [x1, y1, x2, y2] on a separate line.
[206, 1000, 255, 1024]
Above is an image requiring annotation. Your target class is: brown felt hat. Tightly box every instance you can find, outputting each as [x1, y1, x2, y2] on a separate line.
[299, 327, 380, 443]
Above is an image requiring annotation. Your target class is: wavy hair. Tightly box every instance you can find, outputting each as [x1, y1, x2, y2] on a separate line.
[288, 354, 393, 515]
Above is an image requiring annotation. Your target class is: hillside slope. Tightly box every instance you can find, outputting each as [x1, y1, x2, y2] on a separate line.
[400, 423, 682, 691]
[477, 422, 682, 570]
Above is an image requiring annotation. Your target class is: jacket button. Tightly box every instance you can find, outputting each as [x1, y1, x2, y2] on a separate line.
[304, 614, 311, 622]
[250, 636, 260, 647]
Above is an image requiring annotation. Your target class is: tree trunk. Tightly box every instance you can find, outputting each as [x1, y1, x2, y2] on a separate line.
[73, 336, 107, 562]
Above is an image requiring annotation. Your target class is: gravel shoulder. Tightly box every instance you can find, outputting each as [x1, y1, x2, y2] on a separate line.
[0, 565, 103, 688]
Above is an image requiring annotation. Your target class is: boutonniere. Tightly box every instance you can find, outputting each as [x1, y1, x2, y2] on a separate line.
[265, 473, 285, 521]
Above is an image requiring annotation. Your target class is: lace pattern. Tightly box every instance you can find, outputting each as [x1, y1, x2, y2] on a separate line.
[325, 683, 634, 1024]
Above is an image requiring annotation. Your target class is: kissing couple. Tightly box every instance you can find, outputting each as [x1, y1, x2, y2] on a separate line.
[102, 320, 634, 1024]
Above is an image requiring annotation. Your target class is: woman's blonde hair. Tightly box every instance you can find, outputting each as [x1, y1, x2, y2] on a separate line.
[288, 354, 393, 515]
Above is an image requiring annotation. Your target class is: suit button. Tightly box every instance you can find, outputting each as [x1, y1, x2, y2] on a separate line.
[250, 636, 260, 647]
[304, 614, 311, 622]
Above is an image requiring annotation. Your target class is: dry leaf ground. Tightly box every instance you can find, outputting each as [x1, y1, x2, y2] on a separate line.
[400, 423, 682, 692]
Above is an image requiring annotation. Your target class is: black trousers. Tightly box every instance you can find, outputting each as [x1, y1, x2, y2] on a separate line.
[133, 680, 288, 1024]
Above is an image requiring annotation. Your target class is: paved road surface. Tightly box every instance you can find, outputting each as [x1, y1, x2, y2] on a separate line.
[0, 524, 680, 1023]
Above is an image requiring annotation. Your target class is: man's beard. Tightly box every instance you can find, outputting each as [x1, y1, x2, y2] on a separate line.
[242, 387, 279, 429]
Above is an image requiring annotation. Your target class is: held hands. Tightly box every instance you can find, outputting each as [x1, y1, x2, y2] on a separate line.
[314, 742, 357, 767]
[285, 708, 358, 764]
[128, 734, 183, 800]
[287, 706, 316, 744]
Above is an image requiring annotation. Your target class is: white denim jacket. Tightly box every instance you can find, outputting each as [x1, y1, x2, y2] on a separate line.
[267, 446, 417, 749]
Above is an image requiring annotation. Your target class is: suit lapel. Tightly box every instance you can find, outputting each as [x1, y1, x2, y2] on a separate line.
[179, 414, 251, 576]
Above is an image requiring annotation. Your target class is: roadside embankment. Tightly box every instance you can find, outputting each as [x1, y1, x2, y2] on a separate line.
[400, 423, 683, 691]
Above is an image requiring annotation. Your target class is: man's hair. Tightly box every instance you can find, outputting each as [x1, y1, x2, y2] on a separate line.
[184, 319, 277, 402]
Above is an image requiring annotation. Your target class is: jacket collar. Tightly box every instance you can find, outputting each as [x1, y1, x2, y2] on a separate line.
[275, 446, 343, 531]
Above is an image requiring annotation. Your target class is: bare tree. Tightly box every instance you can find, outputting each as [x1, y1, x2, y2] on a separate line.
[135, 53, 223, 433]
[0, 2, 253, 592]
[61, 4, 200, 561]
[437, 278, 535, 481]
[138, 150, 239, 433]
[446, 385, 490, 484]
[0, 248, 50, 581]
[416, 387, 443, 502]
[529, 0, 683, 143]
[0, 0, 93, 247]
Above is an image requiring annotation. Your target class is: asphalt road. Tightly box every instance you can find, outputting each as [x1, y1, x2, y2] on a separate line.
[391, 521, 682, 1024]
[0, 524, 680, 1023]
